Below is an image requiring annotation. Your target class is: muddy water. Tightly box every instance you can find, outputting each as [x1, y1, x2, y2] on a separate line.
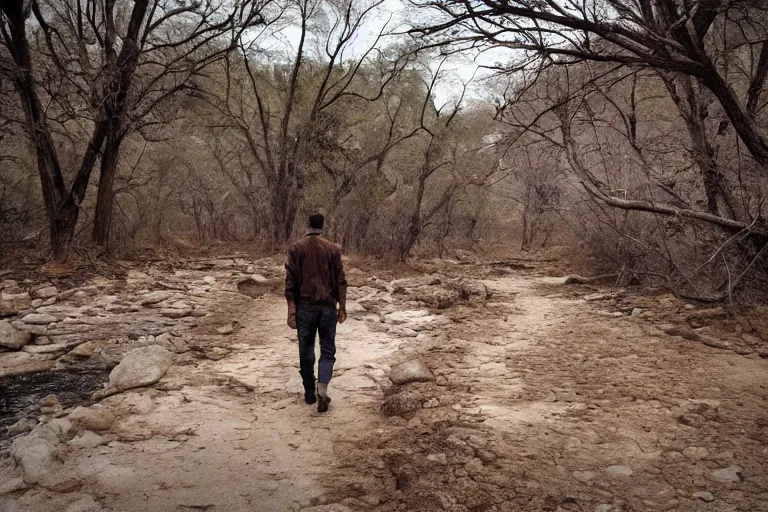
[0, 369, 108, 444]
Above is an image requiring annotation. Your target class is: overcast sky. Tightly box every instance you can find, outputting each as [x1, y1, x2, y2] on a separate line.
[257, 0, 500, 105]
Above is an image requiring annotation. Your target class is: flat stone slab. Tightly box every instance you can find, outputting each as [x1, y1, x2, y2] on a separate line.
[711, 466, 742, 483]
[139, 291, 171, 306]
[20, 313, 57, 325]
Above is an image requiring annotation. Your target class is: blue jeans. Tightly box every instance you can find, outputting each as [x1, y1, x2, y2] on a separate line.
[296, 304, 337, 389]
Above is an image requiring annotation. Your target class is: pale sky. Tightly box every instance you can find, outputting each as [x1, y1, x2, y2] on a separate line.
[253, 0, 500, 105]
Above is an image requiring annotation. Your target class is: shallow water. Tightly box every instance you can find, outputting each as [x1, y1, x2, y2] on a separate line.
[0, 369, 109, 440]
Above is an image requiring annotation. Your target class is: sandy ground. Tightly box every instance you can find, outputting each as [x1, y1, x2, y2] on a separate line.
[2, 264, 768, 512]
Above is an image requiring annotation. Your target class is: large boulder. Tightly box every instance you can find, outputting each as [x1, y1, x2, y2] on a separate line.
[389, 359, 435, 385]
[10, 425, 81, 492]
[94, 345, 173, 399]
[0, 320, 31, 350]
[236, 275, 278, 298]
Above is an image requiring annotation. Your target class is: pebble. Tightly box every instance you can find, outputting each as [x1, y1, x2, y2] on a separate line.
[69, 430, 109, 449]
[693, 491, 715, 502]
[683, 446, 708, 460]
[605, 465, 633, 478]
[427, 453, 448, 465]
[216, 324, 235, 335]
[160, 308, 192, 318]
[631, 307, 643, 317]
[711, 466, 742, 483]
[572, 470, 595, 483]
[476, 449, 498, 463]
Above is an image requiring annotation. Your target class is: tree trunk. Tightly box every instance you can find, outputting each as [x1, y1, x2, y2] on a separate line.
[92, 136, 123, 247]
[49, 200, 80, 260]
[521, 203, 531, 251]
[701, 70, 768, 171]
[90, 0, 148, 248]
[664, 76, 739, 218]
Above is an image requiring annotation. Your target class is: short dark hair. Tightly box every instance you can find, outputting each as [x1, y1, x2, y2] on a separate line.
[308, 213, 324, 230]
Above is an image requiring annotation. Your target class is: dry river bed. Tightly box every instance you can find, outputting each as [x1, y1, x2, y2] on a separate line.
[0, 257, 767, 512]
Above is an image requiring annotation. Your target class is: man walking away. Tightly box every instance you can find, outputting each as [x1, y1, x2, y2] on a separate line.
[285, 213, 347, 413]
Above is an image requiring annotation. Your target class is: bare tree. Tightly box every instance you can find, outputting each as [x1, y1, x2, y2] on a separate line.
[0, 0, 264, 257]
[411, 0, 768, 172]
[206, 0, 416, 247]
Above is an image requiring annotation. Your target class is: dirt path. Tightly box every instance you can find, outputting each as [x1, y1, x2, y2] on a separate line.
[3, 264, 768, 512]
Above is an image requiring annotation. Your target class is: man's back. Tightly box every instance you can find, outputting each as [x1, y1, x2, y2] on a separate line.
[285, 234, 346, 306]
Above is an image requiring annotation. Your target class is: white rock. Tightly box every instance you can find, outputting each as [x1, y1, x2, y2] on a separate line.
[203, 276, 216, 285]
[572, 470, 595, 483]
[683, 446, 709, 459]
[97, 345, 173, 396]
[427, 453, 448, 465]
[0, 320, 31, 349]
[693, 491, 715, 502]
[711, 466, 742, 483]
[139, 291, 171, 306]
[216, 324, 235, 335]
[386, 310, 431, 325]
[22, 343, 68, 354]
[68, 430, 109, 449]
[605, 465, 633, 478]
[68, 406, 115, 431]
[20, 313, 57, 325]
[10, 425, 80, 491]
[160, 307, 192, 318]
[34, 286, 58, 299]
[389, 359, 435, 385]
[1, 291, 28, 301]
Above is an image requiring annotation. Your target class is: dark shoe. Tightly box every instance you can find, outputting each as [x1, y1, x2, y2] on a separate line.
[317, 393, 330, 413]
[304, 392, 317, 405]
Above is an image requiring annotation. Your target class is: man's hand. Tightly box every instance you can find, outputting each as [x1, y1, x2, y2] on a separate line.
[338, 308, 347, 324]
[287, 303, 297, 330]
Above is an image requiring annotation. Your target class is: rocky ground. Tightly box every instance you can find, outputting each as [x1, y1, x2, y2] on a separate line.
[0, 256, 767, 512]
